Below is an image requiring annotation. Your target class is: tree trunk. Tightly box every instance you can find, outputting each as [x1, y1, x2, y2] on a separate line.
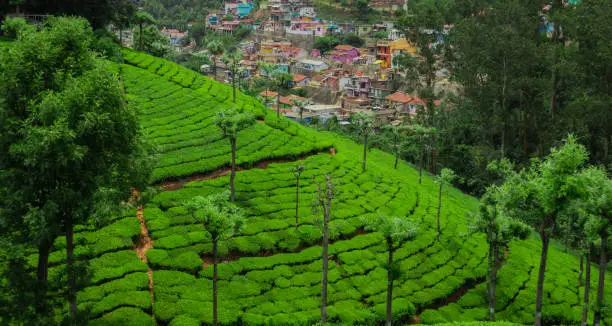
[490, 243, 499, 321]
[579, 248, 584, 304]
[119, 29, 123, 47]
[549, 23, 560, 120]
[232, 68, 237, 103]
[362, 133, 368, 171]
[295, 176, 300, 229]
[213, 240, 219, 326]
[394, 151, 399, 170]
[534, 229, 551, 326]
[321, 202, 330, 324]
[230, 138, 236, 202]
[66, 215, 77, 323]
[394, 135, 399, 169]
[431, 133, 437, 174]
[582, 244, 592, 326]
[277, 90, 281, 118]
[593, 233, 607, 326]
[139, 23, 143, 50]
[436, 183, 442, 241]
[418, 146, 423, 184]
[487, 239, 494, 321]
[386, 241, 394, 326]
[36, 238, 52, 314]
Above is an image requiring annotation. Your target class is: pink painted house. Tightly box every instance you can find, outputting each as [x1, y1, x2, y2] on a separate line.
[331, 45, 360, 64]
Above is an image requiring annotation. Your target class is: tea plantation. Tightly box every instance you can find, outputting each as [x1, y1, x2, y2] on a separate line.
[6, 48, 612, 325]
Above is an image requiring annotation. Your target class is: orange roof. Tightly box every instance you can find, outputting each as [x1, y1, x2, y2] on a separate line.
[260, 89, 278, 97]
[312, 75, 325, 82]
[279, 95, 308, 105]
[386, 92, 413, 103]
[335, 45, 355, 51]
[293, 74, 308, 82]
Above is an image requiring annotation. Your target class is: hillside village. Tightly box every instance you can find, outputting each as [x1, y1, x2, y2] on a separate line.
[129, 0, 450, 125]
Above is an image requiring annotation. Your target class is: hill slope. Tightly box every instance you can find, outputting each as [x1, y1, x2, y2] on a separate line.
[4, 44, 610, 325]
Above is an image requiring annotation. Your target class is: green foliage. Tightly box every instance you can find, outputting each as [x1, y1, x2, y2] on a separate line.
[133, 25, 172, 58]
[0, 17, 34, 39]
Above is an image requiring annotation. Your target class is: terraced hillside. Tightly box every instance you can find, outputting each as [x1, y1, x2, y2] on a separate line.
[8, 47, 612, 325]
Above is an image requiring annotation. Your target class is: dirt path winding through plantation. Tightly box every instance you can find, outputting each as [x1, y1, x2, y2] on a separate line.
[135, 207, 155, 321]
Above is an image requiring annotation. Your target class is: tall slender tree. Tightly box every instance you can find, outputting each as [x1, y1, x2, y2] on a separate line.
[186, 193, 245, 326]
[134, 10, 155, 51]
[434, 168, 455, 241]
[470, 184, 530, 321]
[222, 52, 243, 104]
[313, 175, 334, 324]
[351, 112, 375, 171]
[364, 214, 418, 326]
[292, 163, 305, 229]
[383, 124, 410, 169]
[215, 108, 255, 202]
[496, 135, 588, 326]
[412, 124, 434, 184]
[577, 167, 611, 326]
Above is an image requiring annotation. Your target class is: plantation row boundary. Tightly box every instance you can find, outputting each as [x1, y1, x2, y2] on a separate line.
[155, 147, 336, 191]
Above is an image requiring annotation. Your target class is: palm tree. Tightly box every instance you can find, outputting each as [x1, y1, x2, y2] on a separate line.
[364, 214, 418, 326]
[186, 193, 245, 326]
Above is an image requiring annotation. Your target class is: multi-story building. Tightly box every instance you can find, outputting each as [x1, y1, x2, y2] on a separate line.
[342, 75, 371, 98]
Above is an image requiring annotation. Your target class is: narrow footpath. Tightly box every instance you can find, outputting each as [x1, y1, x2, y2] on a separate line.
[135, 207, 155, 322]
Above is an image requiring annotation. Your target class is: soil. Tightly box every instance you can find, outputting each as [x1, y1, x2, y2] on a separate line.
[135, 207, 153, 262]
[135, 207, 155, 321]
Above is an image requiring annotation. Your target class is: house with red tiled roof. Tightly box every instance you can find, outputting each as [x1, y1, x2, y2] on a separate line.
[260, 89, 278, 98]
[278, 95, 309, 110]
[386, 91, 426, 116]
[331, 45, 360, 64]
[292, 74, 310, 87]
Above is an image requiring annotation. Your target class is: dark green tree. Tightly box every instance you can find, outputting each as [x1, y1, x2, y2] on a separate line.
[134, 10, 156, 51]
[0, 17, 152, 323]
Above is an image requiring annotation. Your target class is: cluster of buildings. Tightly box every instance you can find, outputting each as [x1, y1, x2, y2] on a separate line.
[201, 0, 442, 124]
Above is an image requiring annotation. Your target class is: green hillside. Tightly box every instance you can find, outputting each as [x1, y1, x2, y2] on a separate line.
[6, 45, 612, 325]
